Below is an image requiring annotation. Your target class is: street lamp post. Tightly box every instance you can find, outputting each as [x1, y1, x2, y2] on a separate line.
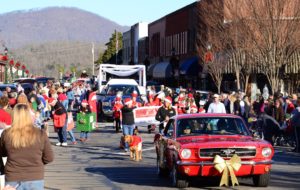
[4, 47, 8, 84]
[92, 42, 95, 76]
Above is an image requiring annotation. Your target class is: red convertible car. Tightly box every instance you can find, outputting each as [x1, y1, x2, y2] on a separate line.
[154, 114, 274, 188]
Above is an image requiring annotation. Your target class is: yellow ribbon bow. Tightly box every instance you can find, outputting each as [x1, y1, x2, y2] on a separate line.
[213, 154, 242, 187]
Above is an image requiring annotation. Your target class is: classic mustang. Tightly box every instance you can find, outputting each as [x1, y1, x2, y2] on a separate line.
[154, 114, 274, 188]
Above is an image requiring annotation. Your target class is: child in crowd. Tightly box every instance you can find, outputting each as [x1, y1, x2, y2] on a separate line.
[34, 110, 43, 129]
[79, 100, 91, 142]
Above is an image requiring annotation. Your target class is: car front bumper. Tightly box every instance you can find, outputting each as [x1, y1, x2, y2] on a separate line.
[176, 160, 274, 176]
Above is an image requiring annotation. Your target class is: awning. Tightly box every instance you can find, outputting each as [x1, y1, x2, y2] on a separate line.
[147, 63, 156, 76]
[179, 56, 201, 76]
[153, 62, 172, 79]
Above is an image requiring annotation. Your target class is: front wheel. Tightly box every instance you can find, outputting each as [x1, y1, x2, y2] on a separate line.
[253, 172, 270, 187]
[171, 164, 189, 188]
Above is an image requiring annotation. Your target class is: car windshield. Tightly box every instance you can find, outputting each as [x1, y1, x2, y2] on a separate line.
[106, 85, 139, 96]
[176, 117, 250, 137]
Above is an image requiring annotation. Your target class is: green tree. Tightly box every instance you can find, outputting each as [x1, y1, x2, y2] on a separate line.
[97, 30, 123, 64]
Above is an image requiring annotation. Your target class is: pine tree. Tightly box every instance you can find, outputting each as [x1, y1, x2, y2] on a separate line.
[97, 31, 123, 64]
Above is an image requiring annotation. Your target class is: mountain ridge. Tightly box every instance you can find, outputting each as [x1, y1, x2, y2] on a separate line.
[0, 6, 129, 49]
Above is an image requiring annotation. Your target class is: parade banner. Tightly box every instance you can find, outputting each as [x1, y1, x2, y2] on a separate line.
[133, 106, 161, 126]
[133, 106, 177, 127]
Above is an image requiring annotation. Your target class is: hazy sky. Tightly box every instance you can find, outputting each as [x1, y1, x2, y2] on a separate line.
[0, 0, 197, 26]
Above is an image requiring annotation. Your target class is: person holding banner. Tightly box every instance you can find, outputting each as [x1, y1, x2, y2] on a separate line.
[155, 96, 176, 133]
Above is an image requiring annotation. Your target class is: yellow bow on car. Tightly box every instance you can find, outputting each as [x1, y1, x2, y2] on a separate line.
[213, 154, 242, 187]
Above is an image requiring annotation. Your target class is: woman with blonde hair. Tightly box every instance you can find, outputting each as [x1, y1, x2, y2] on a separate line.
[0, 103, 54, 189]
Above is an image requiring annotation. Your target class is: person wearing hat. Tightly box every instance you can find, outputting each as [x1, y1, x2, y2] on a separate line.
[79, 99, 91, 142]
[49, 97, 68, 146]
[121, 98, 137, 152]
[145, 91, 156, 106]
[113, 94, 123, 133]
[131, 90, 141, 108]
[207, 94, 226, 114]
[176, 93, 187, 115]
[155, 96, 176, 133]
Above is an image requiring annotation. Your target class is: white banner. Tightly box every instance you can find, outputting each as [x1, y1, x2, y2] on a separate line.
[133, 106, 161, 126]
[133, 106, 177, 127]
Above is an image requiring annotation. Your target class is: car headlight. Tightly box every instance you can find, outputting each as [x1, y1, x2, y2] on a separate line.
[102, 102, 110, 106]
[181, 149, 191, 159]
[262, 147, 272, 157]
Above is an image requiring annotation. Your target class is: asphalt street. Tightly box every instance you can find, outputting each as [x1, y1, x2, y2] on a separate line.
[45, 123, 300, 190]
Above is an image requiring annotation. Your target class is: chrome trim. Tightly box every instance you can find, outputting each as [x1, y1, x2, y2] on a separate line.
[199, 147, 257, 158]
[177, 160, 274, 166]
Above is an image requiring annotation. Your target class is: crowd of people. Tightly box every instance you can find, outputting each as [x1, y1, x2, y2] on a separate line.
[0, 79, 98, 189]
[113, 85, 300, 153]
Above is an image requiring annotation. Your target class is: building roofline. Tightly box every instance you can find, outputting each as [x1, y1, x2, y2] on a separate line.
[149, 1, 198, 26]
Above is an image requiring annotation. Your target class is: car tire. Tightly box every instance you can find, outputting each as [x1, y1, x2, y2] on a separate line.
[171, 164, 189, 188]
[252, 172, 270, 187]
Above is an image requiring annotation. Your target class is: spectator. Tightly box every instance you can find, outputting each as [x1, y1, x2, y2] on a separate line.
[207, 94, 226, 113]
[285, 96, 295, 114]
[0, 97, 12, 136]
[0, 96, 13, 116]
[48, 98, 68, 147]
[291, 98, 300, 152]
[273, 99, 285, 126]
[0, 104, 54, 189]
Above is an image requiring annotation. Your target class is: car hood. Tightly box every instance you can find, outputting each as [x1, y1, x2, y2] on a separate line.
[176, 135, 270, 148]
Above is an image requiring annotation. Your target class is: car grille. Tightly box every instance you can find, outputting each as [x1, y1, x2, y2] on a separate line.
[199, 147, 256, 158]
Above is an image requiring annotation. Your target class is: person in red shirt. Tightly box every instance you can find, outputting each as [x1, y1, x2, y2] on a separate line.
[285, 96, 295, 114]
[57, 88, 68, 110]
[8, 92, 17, 108]
[113, 94, 123, 133]
[0, 97, 12, 135]
[131, 91, 141, 107]
[176, 93, 187, 115]
[145, 92, 156, 106]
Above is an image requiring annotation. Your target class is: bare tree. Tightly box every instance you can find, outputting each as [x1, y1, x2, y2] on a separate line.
[197, 0, 253, 92]
[238, 0, 300, 94]
[197, 0, 300, 94]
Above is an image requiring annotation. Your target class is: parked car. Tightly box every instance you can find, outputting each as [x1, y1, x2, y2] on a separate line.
[154, 113, 274, 188]
[35, 77, 55, 86]
[14, 78, 37, 84]
[0, 84, 17, 92]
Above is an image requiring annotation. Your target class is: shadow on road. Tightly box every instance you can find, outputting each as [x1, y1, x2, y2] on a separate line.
[85, 166, 170, 187]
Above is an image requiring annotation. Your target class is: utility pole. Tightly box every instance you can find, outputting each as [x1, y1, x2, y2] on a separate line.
[92, 42, 95, 76]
